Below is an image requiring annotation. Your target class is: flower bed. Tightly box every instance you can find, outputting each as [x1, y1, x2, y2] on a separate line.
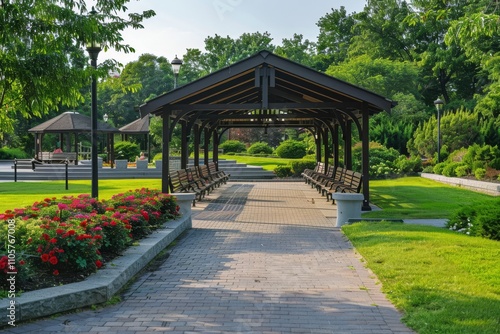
[0, 188, 179, 296]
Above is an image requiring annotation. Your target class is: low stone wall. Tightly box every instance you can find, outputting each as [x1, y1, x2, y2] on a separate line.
[421, 173, 500, 196]
[0, 193, 195, 326]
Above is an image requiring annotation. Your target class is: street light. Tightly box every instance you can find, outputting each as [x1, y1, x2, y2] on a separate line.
[86, 7, 102, 198]
[103, 113, 108, 122]
[171, 55, 183, 89]
[434, 98, 444, 163]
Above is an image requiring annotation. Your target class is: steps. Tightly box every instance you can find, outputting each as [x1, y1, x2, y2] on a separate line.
[0, 159, 276, 181]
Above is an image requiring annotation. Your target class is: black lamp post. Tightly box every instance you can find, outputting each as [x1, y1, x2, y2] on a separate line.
[86, 7, 102, 198]
[434, 98, 444, 163]
[171, 55, 183, 89]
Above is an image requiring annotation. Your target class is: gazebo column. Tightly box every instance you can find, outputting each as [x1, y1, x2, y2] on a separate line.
[315, 128, 321, 163]
[361, 108, 371, 211]
[322, 127, 330, 170]
[110, 134, 115, 168]
[212, 129, 219, 169]
[204, 128, 210, 165]
[333, 124, 339, 169]
[344, 119, 353, 169]
[180, 121, 189, 169]
[162, 111, 171, 194]
[193, 124, 200, 167]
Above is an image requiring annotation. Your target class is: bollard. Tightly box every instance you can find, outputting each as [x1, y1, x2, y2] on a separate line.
[331, 193, 364, 227]
[14, 159, 17, 182]
[65, 159, 69, 190]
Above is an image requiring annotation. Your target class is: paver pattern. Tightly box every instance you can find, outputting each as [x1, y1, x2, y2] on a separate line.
[2, 182, 414, 333]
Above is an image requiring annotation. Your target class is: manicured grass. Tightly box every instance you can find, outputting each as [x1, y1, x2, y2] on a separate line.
[0, 179, 163, 212]
[362, 176, 495, 219]
[342, 222, 500, 334]
[220, 154, 303, 171]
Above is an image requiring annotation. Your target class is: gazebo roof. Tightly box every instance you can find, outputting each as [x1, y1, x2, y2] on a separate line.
[28, 111, 120, 134]
[119, 116, 150, 134]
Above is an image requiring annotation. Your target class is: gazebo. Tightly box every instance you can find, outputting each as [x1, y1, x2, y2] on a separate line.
[139, 50, 396, 210]
[28, 111, 120, 165]
[119, 116, 151, 161]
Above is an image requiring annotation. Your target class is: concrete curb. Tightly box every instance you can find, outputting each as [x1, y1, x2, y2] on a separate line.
[0, 193, 195, 325]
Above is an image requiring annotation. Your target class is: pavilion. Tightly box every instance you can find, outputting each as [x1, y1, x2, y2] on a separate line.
[139, 50, 396, 210]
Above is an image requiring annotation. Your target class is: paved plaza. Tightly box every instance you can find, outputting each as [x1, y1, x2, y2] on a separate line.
[2, 182, 414, 333]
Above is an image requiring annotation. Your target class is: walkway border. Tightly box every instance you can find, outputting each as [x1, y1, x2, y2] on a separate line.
[0, 193, 195, 325]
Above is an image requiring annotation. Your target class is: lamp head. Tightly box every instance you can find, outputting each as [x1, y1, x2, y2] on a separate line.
[171, 55, 183, 74]
[434, 98, 444, 112]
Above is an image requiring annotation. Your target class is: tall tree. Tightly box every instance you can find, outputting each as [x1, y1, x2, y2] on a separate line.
[315, 6, 358, 71]
[274, 34, 316, 68]
[0, 0, 155, 138]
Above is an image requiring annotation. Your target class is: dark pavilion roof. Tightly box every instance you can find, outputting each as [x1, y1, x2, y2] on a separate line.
[28, 111, 120, 134]
[119, 116, 150, 134]
[139, 50, 396, 128]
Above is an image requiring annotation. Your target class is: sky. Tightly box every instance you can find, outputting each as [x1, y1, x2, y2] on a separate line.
[98, 0, 367, 65]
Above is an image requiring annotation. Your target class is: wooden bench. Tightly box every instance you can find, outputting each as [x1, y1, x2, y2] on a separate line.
[169, 170, 198, 206]
[302, 162, 325, 186]
[326, 170, 363, 203]
[39, 152, 77, 164]
[197, 165, 223, 189]
[310, 165, 336, 191]
[208, 162, 229, 183]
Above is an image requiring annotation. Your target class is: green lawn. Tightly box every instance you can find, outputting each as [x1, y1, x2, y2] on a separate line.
[343, 222, 500, 334]
[0, 179, 163, 212]
[220, 154, 301, 171]
[362, 176, 495, 219]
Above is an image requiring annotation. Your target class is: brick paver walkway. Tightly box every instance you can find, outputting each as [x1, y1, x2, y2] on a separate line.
[3, 182, 414, 333]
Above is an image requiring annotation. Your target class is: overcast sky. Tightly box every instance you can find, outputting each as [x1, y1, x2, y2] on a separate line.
[98, 0, 367, 65]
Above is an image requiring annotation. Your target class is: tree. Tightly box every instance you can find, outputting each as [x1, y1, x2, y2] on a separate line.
[314, 6, 358, 71]
[0, 0, 155, 138]
[275, 34, 316, 68]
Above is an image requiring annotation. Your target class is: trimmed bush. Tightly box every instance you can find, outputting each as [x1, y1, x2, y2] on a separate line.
[0, 147, 30, 159]
[442, 162, 466, 177]
[290, 160, 317, 177]
[274, 165, 293, 178]
[474, 168, 486, 180]
[219, 140, 246, 153]
[447, 199, 500, 241]
[422, 166, 434, 173]
[433, 162, 447, 175]
[247, 142, 273, 155]
[114, 141, 141, 162]
[455, 165, 469, 177]
[275, 140, 306, 159]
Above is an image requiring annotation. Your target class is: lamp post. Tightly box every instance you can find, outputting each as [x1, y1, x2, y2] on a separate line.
[171, 55, 183, 89]
[86, 7, 102, 198]
[434, 98, 444, 163]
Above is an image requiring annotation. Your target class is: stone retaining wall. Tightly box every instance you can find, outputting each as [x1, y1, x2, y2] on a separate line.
[421, 173, 500, 196]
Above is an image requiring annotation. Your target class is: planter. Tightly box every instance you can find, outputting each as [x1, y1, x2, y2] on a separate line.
[114, 159, 128, 170]
[330, 193, 364, 227]
[136, 160, 148, 170]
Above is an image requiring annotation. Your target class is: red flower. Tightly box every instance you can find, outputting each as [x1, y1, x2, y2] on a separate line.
[53, 270, 59, 276]
[57, 203, 69, 210]
[95, 260, 102, 268]
[19, 260, 25, 266]
[41, 254, 50, 262]
[49, 238, 57, 244]
[49, 256, 58, 265]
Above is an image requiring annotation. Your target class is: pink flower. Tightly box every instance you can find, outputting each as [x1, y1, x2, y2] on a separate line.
[57, 203, 69, 210]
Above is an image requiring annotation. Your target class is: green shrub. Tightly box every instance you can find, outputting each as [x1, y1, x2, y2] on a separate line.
[455, 165, 469, 177]
[395, 155, 422, 174]
[274, 165, 293, 178]
[474, 168, 486, 180]
[247, 142, 273, 155]
[0, 147, 30, 159]
[433, 162, 447, 175]
[422, 166, 434, 173]
[275, 140, 306, 159]
[153, 153, 162, 161]
[442, 162, 466, 177]
[114, 141, 141, 162]
[219, 140, 246, 153]
[448, 199, 500, 241]
[290, 160, 317, 177]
